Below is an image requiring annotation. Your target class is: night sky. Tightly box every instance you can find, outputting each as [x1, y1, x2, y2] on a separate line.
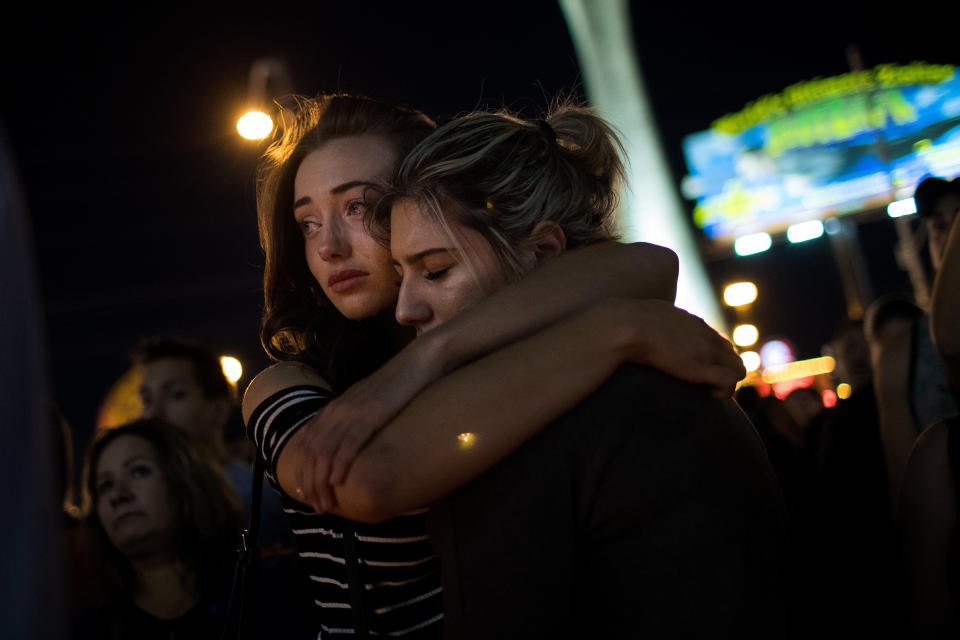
[3, 1, 958, 449]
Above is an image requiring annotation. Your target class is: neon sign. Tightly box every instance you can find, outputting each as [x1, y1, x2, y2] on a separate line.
[683, 63, 960, 242]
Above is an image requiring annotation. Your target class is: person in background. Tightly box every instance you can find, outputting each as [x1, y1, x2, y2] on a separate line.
[75, 419, 239, 639]
[795, 319, 899, 637]
[133, 335, 290, 548]
[897, 178, 960, 638]
[867, 177, 959, 510]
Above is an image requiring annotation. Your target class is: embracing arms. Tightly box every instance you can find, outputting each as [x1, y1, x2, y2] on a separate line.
[243, 241, 744, 522]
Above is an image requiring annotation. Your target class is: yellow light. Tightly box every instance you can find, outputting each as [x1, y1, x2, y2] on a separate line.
[220, 356, 243, 384]
[732, 324, 759, 347]
[457, 432, 476, 449]
[723, 282, 758, 307]
[237, 110, 273, 140]
[740, 350, 761, 372]
[761, 356, 835, 384]
[836, 382, 852, 399]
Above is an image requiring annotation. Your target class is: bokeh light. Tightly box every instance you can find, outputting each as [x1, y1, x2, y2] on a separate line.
[786, 220, 824, 244]
[740, 350, 761, 372]
[734, 232, 772, 257]
[723, 282, 758, 307]
[732, 324, 759, 347]
[237, 110, 273, 140]
[220, 356, 243, 384]
[836, 382, 852, 399]
[822, 389, 838, 408]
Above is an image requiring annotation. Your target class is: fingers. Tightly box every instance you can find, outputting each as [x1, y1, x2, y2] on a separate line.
[328, 427, 369, 487]
[294, 415, 337, 514]
[699, 364, 742, 398]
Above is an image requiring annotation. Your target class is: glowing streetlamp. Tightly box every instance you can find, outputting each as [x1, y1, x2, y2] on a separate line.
[220, 356, 243, 384]
[237, 58, 291, 142]
[237, 111, 273, 140]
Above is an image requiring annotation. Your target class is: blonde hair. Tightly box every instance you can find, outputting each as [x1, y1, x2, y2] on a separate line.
[376, 103, 625, 280]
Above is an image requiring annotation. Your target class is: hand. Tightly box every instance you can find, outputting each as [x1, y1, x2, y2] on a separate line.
[282, 337, 444, 513]
[611, 299, 746, 397]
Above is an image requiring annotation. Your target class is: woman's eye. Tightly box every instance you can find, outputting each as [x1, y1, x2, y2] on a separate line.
[130, 465, 152, 479]
[299, 220, 319, 236]
[97, 479, 114, 494]
[424, 268, 449, 281]
[346, 199, 368, 216]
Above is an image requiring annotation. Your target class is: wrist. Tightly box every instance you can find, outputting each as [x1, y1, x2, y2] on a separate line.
[276, 423, 310, 500]
[417, 322, 458, 376]
[599, 298, 650, 364]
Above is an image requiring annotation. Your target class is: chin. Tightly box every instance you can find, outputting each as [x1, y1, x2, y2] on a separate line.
[335, 296, 395, 322]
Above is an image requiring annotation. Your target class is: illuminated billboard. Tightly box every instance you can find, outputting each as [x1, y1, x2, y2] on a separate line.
[682, 63, 960, 243]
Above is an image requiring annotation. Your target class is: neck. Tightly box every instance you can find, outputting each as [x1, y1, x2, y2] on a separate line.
[129, 553, 200, 620]
[372, 308, 415, 351]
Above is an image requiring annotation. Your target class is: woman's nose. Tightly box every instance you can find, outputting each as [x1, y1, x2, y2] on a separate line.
[395, 282, 432, 330]
[108, 483, 134, 508]
[316, 217, 351, 262]
[141, 401, 165, 421]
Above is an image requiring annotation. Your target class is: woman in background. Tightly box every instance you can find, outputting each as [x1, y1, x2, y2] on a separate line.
[76, 419, 239, 639]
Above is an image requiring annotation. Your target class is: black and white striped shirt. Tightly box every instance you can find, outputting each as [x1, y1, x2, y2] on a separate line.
[247, 385, 443, 639]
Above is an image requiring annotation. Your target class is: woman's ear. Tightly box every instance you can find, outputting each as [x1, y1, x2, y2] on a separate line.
[526, 221, 567, 266]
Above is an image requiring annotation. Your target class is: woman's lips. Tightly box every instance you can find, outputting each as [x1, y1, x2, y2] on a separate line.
[112, 510, 145, 529]
[328, 270, 368, 293]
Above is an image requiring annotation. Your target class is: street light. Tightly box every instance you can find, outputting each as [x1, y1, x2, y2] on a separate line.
[237, 111, 273, 140]
[237, 58, 291, 142]
[220, 356, 243, 384]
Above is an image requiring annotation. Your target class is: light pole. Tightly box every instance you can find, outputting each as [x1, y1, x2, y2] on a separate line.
[237, 58, 292, 141]
[559, 0, 725, 331]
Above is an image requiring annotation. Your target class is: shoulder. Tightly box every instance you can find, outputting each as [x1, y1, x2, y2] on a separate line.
[570, 364, 713, 427]
[242, 361, 332, 424]
[900, 419, 955, 519]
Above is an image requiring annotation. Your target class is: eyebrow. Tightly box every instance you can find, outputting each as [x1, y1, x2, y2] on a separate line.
[293, 180, 384, 210]
[395, 247, 459, 265]
[139, 379, 188, 394]
[96, 455, 153, 481]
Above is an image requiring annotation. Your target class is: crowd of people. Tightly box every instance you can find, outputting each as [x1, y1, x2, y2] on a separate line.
[41, 94, 960, 638]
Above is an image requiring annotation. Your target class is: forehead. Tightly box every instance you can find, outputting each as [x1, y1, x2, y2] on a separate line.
[390, 199, 449, 254]
[931, 193, 960, 219]
[98, 434, 156, 471]
[294, 135, 397, 197]
[141, 358, 199, 388]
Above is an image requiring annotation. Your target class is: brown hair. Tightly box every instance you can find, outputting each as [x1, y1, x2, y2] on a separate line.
[257, 94, 435, 388]
[80, 419, 240, 597]
[374, 103, 624, 281]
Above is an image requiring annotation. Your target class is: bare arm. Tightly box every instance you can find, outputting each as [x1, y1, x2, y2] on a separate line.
[307, 241, 708, 486]
[931, 213, 960, 388]
[307, 241, 680, 473]
[244, 299, 739, 522]
[897, 421, 957, 637]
